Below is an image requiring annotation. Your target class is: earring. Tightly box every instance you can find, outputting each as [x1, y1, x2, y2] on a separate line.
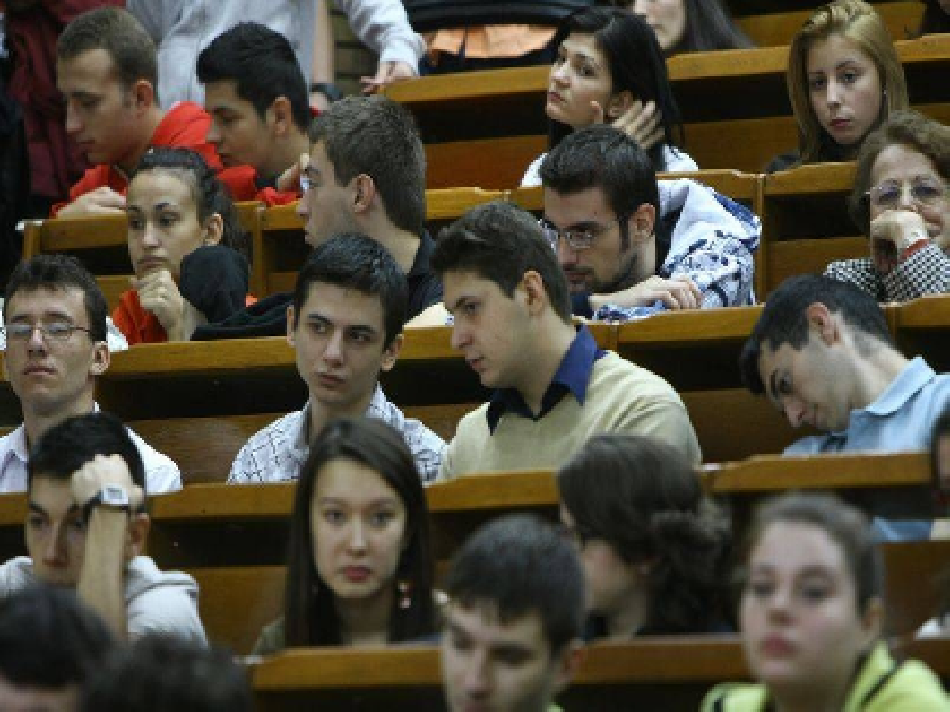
[398, 580, 413, 610]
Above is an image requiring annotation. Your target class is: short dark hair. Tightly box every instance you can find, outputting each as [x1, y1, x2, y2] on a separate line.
[28, 412, 147, 505]
[80, 634, 252, 712]
[197, 22, 310, 132]
[134, 147, 250, 260]
[291, 233, 408, 348]
[741, 492, 883, 616]
[739, 275, 893, 395]
[540, 124, 661, 249]
[548, 7, 685, 171]
[445, 514, 584, 655]
[308, 96, 426, 236]
[432, 201, 572, 323]
[0, 585, 113, 692]
[4, 254, 108, 343]
[285, 417, 436, 647]
[558, 435, 731, 634]
[57, 7, 157, 94]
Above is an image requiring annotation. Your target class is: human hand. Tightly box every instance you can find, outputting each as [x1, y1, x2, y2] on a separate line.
[71, 454, 144, 512]
[596, 275, 702, 310]
[277, 152, 310, 194]
[869, 210, 930, 273]
[590, 99, 664, 151]
[361, 60, 416, 94]
[57, 187, 126, 217]
[133, 268, 186, 338]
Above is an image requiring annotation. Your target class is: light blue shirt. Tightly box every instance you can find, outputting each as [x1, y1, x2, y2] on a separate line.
[784, 357, 949, 540]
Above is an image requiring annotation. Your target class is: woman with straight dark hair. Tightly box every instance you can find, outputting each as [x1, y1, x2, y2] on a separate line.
[521, 6, 696, 186]
[117, 146, 252, 343]
[557, 434, 730, 639]
[611, 0, 752, 55]
[253, 417, 437, 653]
[703, 492, 949, 711]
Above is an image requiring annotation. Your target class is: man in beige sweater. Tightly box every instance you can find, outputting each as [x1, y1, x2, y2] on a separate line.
[432, 201, 700, 479]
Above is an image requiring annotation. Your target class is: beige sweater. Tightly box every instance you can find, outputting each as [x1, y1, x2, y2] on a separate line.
[440, 352, 701, 479]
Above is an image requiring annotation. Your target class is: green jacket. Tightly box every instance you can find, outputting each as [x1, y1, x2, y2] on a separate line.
[701, 642, 949, 711]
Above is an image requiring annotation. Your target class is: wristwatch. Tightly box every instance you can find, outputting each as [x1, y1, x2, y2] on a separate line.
[83, 485, 131, 521]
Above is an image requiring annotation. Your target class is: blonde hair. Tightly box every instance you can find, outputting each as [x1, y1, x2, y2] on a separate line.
[787, 0, 908, 165]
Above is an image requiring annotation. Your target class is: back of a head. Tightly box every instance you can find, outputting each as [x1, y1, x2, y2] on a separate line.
[291, 232, 408, 348]
[0, 585, 113, 693]
[540, 124, 660, 220]
[788, 0, 908, 162]
[197, 22, 310, 132]
[431, 201, 573, 323]
[444, 514, 585, 655]
[80, 635, 252, 712]
[739, 275, 892, 395]
[551, 7, 683, 155]
[57, 7, 157, 94]
[4, 254, 108, 343]
[308, 96, 426, 236]
[134, 147, 250, 260]
[28, 412, 146, 500]
[849, 109, 950, 233]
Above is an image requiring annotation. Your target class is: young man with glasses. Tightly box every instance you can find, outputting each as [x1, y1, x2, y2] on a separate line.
[540, 125, 760, 321]
[433, 201, 700, 479]
[0, 255, 181, 494]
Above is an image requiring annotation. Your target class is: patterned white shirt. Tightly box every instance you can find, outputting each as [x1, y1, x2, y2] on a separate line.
[228, 385, 444, 484]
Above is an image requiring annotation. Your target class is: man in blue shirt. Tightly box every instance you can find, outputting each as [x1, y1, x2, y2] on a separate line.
[740, 274, 950, 539]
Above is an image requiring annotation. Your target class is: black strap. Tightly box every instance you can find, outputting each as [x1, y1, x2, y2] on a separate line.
[859, 660, 904, 708]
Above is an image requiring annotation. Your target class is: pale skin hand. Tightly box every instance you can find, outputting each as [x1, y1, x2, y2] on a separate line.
[590, 99, 665, 152]
[57, 187, 126, 217]
[71, 454, 145, 640]
[360, 60, 416, 94]
[277, 152, 310, 194]
[590, 274, 703, 311]
[869, 209, 930, 274]
[133, 268, 201, 341]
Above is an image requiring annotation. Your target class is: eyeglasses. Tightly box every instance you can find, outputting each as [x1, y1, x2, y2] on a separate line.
[867, 178, 948, 209]
[539, 218, 621, 251]
[2, 322, 94, 343]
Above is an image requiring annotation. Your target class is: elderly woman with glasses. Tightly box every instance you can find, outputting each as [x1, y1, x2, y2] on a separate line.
[825, 110, 950, 302]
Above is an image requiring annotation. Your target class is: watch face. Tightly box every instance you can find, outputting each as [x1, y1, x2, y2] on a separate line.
[100, 485, 130, 507]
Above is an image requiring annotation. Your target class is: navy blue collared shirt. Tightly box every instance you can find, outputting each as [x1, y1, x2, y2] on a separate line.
[485, 326, 606, 434]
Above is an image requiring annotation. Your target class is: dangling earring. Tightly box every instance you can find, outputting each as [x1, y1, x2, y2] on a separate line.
[398, 580, 413, 610]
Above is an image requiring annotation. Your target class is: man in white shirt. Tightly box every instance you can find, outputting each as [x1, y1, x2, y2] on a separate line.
[0, 255, 180, 494]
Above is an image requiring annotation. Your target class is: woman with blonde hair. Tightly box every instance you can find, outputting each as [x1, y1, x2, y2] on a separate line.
[766, 0, 908, 172]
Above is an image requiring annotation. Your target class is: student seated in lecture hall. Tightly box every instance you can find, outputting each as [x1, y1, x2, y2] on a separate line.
[541, 125, 760, 321]
[228, 234, 444, 485]
[115, 147, 253, 344]
[825, 110, 950, 302]
[558, 434, 731, 641]
[521, 6, 697, 188]
[441, 514, 585, 712]
[252, 417, 437, 655]
[604, 0, 752, 55]
[740, 274, 950, 541]
[765, 0, 909, 173]
[433, 201, 700, 480]
[702, 492, 950, 711]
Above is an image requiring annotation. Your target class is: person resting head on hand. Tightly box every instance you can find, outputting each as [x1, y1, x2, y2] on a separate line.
[825, 110, 950, 302]
[766, 0, 909, 173]
[703, 492, 950, 711]
[522, 6, 697, 187]
[116, 147, 252, 344]
[252, 416, 437, 654]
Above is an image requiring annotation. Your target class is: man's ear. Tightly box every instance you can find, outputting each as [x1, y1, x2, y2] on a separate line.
[286, 305, 296, 346]
[202, 213, 224, 247]
[269, 96, 293, 136]
[805, 302, 838, 345]
[126, 513, 150, 560]
[352, 174, 375, 214]
[606, 90, 634, 120]
[521, 270, 547, 316]
[90, 341, 110, 377]
[552, 639, 585, 694]
[381, 333, 403, 373]
[627, 203, 656, 244]
[130, 80, 155, 113]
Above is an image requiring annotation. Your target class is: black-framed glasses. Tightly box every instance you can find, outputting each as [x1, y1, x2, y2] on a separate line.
[867, 178, 948, 209]
[538, 217, 624, 251]
[2, 322, 94, 343]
